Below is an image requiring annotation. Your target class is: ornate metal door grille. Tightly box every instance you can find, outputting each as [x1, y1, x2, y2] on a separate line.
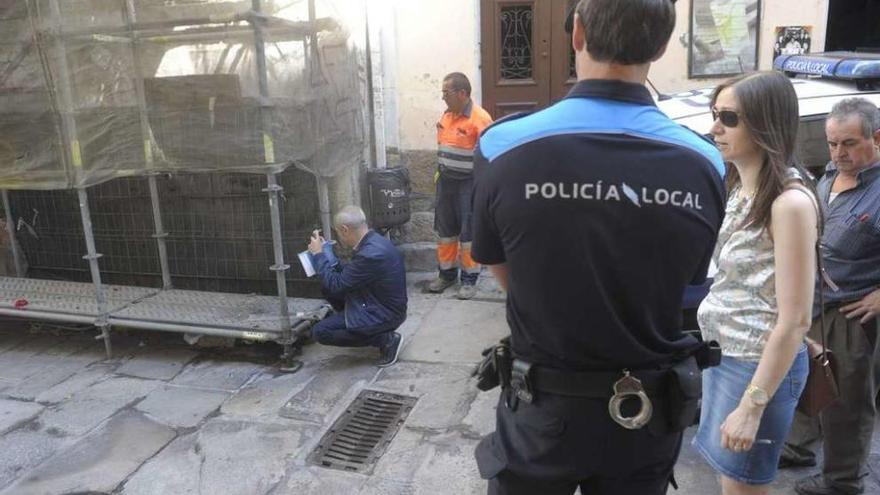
[500, 6, 534, 80]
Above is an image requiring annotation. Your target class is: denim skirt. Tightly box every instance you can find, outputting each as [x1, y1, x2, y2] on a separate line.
[692, 345, 808, 485]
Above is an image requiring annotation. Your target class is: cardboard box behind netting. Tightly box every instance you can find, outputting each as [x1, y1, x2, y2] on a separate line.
[0, 0, 367, 190]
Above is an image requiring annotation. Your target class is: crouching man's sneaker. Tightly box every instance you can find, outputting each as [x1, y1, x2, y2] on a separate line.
[795, 474, 862, 495]
[377, 332, 403, 368]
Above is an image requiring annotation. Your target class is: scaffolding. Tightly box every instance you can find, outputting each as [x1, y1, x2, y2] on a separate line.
[0, 0, 367, 363]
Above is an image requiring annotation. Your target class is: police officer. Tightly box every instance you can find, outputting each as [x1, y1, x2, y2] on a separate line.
[471, 1, 725, 493]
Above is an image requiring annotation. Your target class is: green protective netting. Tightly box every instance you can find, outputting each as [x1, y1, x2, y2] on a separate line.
[0, 0, 367, 190]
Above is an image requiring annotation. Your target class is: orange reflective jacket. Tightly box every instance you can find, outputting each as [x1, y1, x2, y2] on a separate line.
[436, 101, 493, 175]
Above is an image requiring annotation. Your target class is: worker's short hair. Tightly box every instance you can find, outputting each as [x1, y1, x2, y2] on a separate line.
[572, 0, 676, 65]
[828, 97, 880, 139]
[443, 72, 472, 97]
[333, 205, 368, 229]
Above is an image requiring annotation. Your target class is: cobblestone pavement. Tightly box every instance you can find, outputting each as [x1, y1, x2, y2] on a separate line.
[0, 274, 878, 494]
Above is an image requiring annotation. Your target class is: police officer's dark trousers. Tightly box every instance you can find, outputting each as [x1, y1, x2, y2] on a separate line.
[476, 391, 681, 495]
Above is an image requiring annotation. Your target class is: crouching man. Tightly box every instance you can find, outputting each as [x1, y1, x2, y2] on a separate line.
[307, 206, 407, 367]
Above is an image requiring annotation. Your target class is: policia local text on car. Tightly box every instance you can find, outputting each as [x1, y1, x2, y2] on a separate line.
[470, 1, 723, 494]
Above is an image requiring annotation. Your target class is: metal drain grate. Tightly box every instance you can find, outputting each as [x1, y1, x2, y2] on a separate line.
[308, 390, 417, 474]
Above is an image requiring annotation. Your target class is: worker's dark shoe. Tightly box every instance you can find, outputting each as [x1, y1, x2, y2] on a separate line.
[795, 474, 862, 495]
[426, 277, 456, 293]
[377, 333, 403, 368]
[778, 453, 817, 469]
[456, 284, 477, 300]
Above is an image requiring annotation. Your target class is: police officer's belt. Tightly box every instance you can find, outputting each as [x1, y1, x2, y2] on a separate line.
[528, 364, 667, 398]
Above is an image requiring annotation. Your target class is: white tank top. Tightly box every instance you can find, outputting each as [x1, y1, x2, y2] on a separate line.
[697, 169, 808, 361]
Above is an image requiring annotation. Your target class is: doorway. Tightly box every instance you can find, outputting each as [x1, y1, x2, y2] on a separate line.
[480, 0, 577, 119]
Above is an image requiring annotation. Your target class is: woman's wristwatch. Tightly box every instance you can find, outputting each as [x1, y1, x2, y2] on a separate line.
[744, 383, 770, 407]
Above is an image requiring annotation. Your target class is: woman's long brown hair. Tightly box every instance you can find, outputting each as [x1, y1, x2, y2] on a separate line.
[710, 71, 821, 232]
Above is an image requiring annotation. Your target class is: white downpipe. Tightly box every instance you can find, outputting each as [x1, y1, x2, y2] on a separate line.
[367, 1, 387, 169]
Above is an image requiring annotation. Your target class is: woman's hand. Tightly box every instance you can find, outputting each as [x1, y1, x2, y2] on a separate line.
[720, 402, 763, 453]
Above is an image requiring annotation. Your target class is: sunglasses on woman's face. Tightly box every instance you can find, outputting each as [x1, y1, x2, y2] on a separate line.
[711, 108, 740, 128]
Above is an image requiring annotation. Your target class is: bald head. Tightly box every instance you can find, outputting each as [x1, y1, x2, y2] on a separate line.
[333, 206, 369, 248]
[333, 206, 367, 229]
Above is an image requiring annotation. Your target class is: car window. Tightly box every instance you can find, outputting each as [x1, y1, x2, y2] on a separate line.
[797, 115, 831, 178]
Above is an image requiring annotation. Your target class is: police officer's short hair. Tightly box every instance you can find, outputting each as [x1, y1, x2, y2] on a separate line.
[828, 97, 880, 139]
[443, 72, 472, 97]
[334, 206, 367, 229]
[574, 0, 676, 65]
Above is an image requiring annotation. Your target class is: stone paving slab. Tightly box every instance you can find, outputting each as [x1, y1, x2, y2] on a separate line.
[401, 299, 507, 364]
[279, 355, 379, 424]
[462, 388, 501, 439]
[34, 364, 114, 404]
[0, 426, 74, 490]
[0, 399, 43, 435]
[116, 347, 198, 380]
[38, 376, 160, 436]
[359, 429, 484, 495]
[1, 409, 176, 495]
[269, 466, 367, 495]
[120, 419, 313, 495]
[372, 362, 478, 431]
[136, 385, 229, 428]
[2, 353, 99, 402]
[169, 358, 265, 391]
[0, 377, 14, 396]
[221, 366, 320, 419]
[0, 335, 64, 361]
[0, 336, 94, 384]
[0, 331, 34, 356]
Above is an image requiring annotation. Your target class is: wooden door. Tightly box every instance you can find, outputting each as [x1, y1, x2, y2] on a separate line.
[480, 0, 577, 119]
[548, 0, 577, 103]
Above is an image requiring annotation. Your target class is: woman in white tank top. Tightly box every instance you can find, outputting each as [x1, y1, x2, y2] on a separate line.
[692, 71, 820, 495]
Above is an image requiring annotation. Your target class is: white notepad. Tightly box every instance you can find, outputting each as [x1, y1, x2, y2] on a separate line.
[298, 250, 316, 277]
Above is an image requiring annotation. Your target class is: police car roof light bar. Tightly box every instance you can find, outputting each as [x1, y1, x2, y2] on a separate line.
[774, 52, 880, 90]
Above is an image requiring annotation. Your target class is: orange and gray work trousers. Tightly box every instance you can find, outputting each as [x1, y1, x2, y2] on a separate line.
[434, 172, 480, 285]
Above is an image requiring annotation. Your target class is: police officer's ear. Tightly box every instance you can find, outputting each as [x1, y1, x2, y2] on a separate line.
[571, 12, 586, 53]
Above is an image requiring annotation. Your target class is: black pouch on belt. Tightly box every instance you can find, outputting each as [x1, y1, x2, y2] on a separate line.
[666, 356, 702, 432]
[473, 336, 511, 391]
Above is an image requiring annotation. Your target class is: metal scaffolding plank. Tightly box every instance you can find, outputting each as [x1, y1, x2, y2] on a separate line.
[0, 277, 156, 316]
[0, 277, 326, 342]
[110, 289, 326, 333]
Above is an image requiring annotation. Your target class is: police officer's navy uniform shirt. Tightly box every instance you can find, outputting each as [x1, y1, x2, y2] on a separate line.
[472, 79, 726, 371]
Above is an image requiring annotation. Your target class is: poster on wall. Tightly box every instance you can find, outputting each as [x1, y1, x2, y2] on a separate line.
[689, 0, 760, 78]
[773, 26, 812, 61]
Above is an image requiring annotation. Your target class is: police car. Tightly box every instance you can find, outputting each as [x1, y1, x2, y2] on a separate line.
[656, 52, 880, 325]
[658, 52, 880, 177]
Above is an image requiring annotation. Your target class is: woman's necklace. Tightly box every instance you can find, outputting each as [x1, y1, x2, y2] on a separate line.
[736, 188, 756, 202]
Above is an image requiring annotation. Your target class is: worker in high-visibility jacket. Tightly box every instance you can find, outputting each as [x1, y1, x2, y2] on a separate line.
[427, 72, 493, 299]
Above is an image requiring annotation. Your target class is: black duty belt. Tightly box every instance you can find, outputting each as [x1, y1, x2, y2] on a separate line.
[528, 364, 668, 399]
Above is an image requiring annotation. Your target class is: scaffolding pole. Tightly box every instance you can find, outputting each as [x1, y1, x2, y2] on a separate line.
[1, 191, 25, 278]
[48, 0, 112, 357]
[77, 188, 112, 357]
[251, 0, 296, 368]
[122, 0, 172, 290]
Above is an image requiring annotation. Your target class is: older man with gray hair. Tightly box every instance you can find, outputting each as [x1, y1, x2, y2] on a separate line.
[781, 97, 880, 495]
[307, 206, 407, 367]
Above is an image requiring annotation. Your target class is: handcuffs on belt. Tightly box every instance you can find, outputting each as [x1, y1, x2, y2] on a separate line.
[608, 370, 653, 430]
